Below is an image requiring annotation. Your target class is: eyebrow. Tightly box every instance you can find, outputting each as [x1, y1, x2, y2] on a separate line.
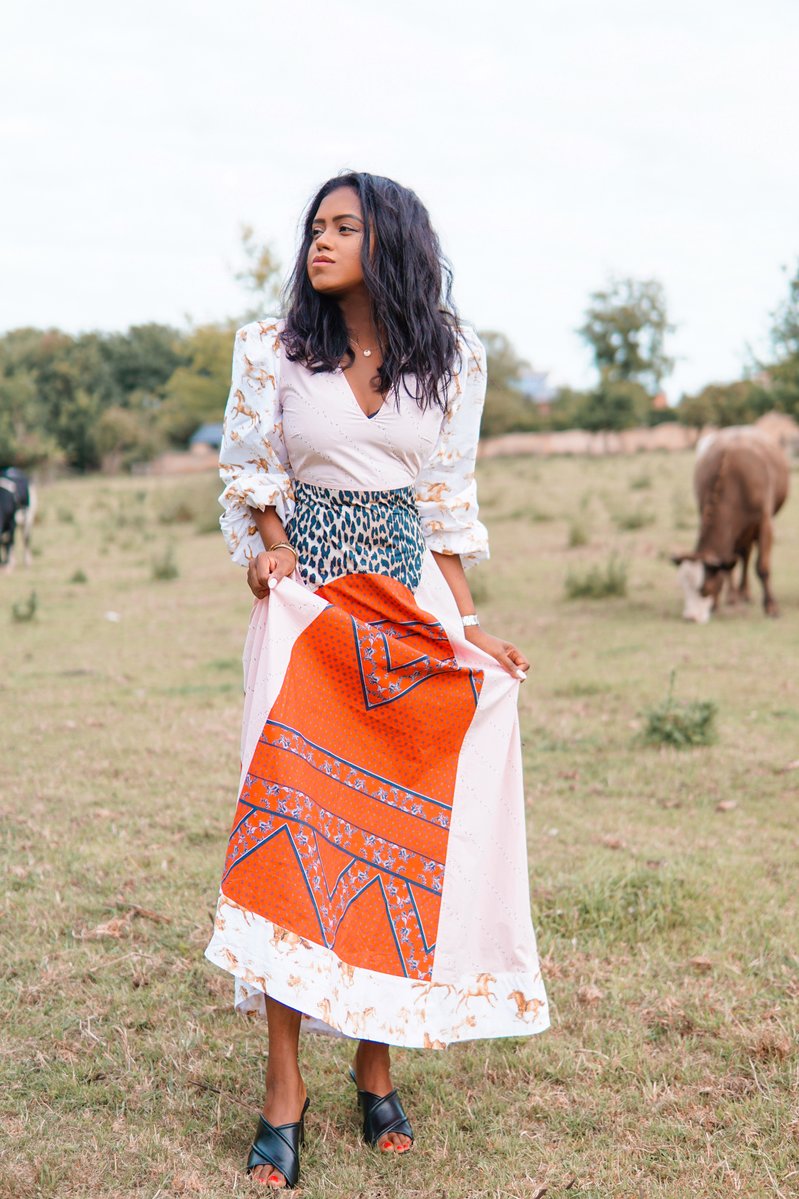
[311, 213, 363, 224]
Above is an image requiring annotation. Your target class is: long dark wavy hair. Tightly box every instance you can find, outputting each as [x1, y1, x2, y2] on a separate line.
[280, 171, 462, 411]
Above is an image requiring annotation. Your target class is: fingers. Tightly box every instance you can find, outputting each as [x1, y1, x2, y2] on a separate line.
[506, 644, 530, 673]
[504, 643, 530, 681]
[247, 551, 295, 599]
[493, 647, 521, 679]
[269, 551, 296, 582]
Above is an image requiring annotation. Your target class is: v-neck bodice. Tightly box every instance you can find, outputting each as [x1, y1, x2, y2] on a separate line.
[218, 316, 491, 572]
[279, 354, 445, 492]
[338, 364, 386, 420]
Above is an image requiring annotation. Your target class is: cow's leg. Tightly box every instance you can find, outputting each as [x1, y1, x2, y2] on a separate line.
[22, 510, 33, 567]
[724, 567, 738, 606]
[737, 543, 752, 603]
[756, 517, 778, 617]
[22, 489, 36, 567]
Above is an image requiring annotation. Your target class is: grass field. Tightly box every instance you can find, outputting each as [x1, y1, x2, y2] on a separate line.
[1, 450, 798, 1199]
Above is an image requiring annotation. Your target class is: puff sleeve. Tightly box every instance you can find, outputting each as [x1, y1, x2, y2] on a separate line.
[218, 319, 295, 566]
[413, 325, 490, 569]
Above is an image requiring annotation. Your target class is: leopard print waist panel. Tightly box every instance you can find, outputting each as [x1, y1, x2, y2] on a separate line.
[285, 481, 426, 590]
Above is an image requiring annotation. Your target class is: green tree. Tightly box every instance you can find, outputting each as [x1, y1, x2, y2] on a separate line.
[477, 330, 542, 436]
[577, 379, 653, 432]
[100, 323, 189, 401]
[0, 368, 62, 468]
[547, 386, 591, 431]
[578, 277, 675, 391]
[96, 403, 165, 470]
[677, 380, 766, 428]
[235, 226, 284, 321]
[158, 323, 236, 446]
[763, 260, 799, 417]
[0, 329, 105, 469]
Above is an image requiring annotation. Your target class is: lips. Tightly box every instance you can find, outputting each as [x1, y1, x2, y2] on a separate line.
[313, 256, 334, 264]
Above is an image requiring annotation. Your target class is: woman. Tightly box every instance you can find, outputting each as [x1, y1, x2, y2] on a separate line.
[205, 171, 549, 1189]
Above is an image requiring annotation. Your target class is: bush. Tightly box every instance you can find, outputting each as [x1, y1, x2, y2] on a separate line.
[96, 405, 164, 471]
[565, 554, 627, 599]
[641, 672, 717, 748]
[614, 506, 655, 531]
[151, 544, 179, 581]
[11, 591, 37, 622]
[568, 519, 589, 548]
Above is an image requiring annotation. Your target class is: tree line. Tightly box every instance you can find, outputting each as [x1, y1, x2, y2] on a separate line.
[1, 235, 797, 473]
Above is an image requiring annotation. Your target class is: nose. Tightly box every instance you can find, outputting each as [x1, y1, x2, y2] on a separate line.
[313, 228, 333, 252]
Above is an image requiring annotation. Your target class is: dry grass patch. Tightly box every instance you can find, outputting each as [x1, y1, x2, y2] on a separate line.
[1, 453, 797, 1198]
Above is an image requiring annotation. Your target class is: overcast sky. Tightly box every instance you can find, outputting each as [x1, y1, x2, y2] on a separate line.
[1, 0, 797, 398]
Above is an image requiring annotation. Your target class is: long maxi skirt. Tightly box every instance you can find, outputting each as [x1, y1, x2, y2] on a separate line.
[205, 482, 549, 1047]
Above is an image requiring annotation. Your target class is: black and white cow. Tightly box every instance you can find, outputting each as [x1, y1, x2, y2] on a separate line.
[0, 468, 36, 569]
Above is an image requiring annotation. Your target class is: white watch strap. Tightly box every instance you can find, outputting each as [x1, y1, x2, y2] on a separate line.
[461, 614, 480, 627]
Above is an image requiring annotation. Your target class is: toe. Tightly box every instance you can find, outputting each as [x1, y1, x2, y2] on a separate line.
[384, 1132, 411, 1153]
[250, 1164, 286, 1187]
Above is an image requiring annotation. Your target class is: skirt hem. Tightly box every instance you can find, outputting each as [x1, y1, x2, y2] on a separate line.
[205, 895, 549, 1050]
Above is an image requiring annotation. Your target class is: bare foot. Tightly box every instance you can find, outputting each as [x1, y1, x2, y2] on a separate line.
[353, 1041, 412, 1153]
[250, 1074, 307, 1188]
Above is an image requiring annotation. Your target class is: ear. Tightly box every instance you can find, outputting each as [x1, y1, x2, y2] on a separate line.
[670, 552, 700, 567]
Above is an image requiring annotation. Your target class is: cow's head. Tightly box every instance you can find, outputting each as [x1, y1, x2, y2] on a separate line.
[670, 552, 737, 623]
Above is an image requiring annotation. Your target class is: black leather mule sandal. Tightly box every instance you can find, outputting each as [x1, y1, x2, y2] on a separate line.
[349, 1068, 414, 1151]
[246, 1097, 310, 1188]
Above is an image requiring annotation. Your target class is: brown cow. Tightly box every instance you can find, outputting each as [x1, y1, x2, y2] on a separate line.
[671, 427, 790, 622]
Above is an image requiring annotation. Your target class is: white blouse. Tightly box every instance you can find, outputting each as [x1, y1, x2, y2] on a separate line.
[218, 317, 490, 570]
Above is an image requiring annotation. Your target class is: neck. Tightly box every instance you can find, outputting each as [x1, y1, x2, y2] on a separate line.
[337, 289, 379, 347]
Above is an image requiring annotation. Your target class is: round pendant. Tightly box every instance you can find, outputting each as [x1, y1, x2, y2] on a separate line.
[363, 348, 372, 357]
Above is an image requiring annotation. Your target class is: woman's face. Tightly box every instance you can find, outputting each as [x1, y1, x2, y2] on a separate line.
[306, 186, 367, 296]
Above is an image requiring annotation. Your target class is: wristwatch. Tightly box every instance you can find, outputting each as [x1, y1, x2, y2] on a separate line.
[461, 614, 480, 628]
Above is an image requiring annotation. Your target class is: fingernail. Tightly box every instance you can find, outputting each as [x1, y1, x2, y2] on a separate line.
[268, 577, 277, 589]
[515, 669, 526, 680]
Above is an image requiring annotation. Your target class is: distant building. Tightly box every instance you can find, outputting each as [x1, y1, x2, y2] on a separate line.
[509, 370, 556, 416]
[190, 422, 224, 452]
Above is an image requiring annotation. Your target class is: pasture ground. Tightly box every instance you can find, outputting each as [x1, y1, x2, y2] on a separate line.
[1, 450, 798, 1199]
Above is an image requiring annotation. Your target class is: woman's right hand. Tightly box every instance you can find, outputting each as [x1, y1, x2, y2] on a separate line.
[246, 548, 297, 599]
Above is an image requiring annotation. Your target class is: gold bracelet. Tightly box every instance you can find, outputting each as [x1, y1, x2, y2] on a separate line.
[268, 541, 299, 567]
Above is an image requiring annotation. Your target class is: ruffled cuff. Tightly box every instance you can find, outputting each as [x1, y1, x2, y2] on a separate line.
[418, 513, 490, 570]
[218, 473, 295, 567]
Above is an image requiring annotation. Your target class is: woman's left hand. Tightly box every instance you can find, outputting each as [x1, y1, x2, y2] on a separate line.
[463, 625, 530, 680]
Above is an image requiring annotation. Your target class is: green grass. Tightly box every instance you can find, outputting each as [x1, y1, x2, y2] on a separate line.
[641, 672, 718, 748]
[614, 506, 656, 531]
[1, 450, 798, 1198]
[565, 553, 628, 599]
[567, 518, 589, 548]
